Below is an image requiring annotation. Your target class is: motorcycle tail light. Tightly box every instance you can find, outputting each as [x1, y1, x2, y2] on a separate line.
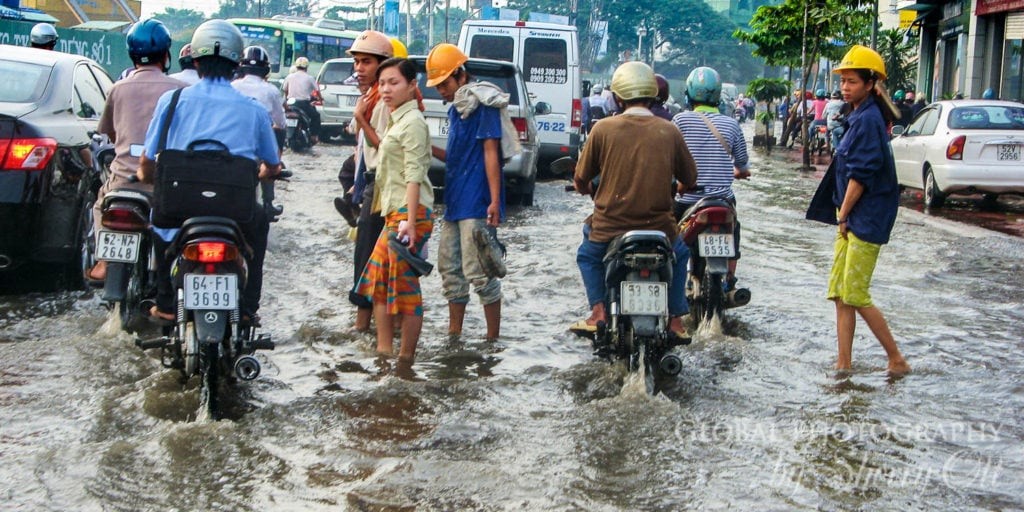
[695, 207, 735, 226]
[571, 98, 582, 128]
[183, 242, 238, 263]
[101, 206, 148, 231]
[0, 138, 57, 171]
[946, 135, 966, 160]
[511, 117, 529, 142]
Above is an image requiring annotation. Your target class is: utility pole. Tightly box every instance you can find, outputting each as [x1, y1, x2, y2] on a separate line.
[428, 0, 435, 47]
[406, 0, 412, 46]
[870, 0, 879, 49]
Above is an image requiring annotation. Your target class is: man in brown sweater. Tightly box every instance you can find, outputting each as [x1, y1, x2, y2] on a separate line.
[572, 61, 698, 337]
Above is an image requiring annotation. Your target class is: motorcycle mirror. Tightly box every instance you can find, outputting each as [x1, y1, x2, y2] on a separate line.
[549, 156, 576, 177]
[890, 125, 905, 137]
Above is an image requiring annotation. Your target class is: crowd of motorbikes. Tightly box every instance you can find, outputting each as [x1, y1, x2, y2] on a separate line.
[82, 132, 284, 420]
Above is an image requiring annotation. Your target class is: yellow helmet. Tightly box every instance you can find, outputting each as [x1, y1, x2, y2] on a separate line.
[426, 43, 468, 87]
[832, 44, 887, 81]
[611, 61, 658, 101]
[390, 38, 408, 59]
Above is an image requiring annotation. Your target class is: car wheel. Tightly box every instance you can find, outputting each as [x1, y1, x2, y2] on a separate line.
[924, 167, 946, 209]
[519, 176, 536, 207]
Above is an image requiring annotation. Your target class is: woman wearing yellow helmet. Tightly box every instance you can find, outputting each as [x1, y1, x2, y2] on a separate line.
[819, 44, 910, 375]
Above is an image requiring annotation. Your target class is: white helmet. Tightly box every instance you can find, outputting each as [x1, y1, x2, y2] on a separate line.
[30, 23, 58, 47]
[190, 19, 244, 64]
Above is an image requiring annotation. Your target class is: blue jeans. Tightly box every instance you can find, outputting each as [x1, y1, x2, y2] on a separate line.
[576, 224, 690, 316]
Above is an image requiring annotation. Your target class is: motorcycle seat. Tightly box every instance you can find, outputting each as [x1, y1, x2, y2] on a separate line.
[101, 189, 152, 209]
[604, 230, 672, 261]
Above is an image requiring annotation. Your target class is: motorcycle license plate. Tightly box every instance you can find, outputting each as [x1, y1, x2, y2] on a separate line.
[620, 281, 668, 316]
[285, 117, 298, 127]
[96, 230, 141, 263]
[184, 274, 238, 310]
[698, 233, 735, 257]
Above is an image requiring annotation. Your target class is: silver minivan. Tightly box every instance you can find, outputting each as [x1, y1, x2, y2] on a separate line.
[315, 57, 361, 140]
[410, 56, 541, 206]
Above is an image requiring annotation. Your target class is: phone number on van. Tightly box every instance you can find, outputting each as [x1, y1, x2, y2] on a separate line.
[537, 121, 566, 132]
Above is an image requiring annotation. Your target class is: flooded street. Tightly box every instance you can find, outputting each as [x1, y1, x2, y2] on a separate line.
[2, 133, 1023, 510]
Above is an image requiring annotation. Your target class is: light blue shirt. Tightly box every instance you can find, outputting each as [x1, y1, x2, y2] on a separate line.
[144, 78, 280, 166]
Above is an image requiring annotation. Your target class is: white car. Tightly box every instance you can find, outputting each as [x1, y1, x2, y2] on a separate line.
[314, 57, 361, 140]
[890, 99, 1024, 208]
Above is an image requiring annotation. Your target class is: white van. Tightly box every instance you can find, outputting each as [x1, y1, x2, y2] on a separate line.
[458, 20, 581, 169]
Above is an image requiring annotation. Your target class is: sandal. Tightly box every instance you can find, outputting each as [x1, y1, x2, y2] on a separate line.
[569, 319, 598, 333]
[148, 305, 175, 325]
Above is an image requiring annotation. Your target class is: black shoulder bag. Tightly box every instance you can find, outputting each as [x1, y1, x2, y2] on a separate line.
[151, 88, 260, 228]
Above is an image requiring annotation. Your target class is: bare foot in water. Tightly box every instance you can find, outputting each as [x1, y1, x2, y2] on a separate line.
[887, 359, 911, 376]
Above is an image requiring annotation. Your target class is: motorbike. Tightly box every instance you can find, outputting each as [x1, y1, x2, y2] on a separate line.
[812, 123, 829, 156]
[678, 198, 751, 327]
[135, 215, 274, 420]
[551, 157, 690, 395]
[733, 105, 746, 123]
[96, 184, 156, 333]
[284, 98, 313, 152]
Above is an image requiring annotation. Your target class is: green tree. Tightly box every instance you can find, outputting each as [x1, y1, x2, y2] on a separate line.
[876, 28, 918, 93]
[735, 0, 871, 167]
[213, 0, 309, 20]
[151, 8, 206, 42]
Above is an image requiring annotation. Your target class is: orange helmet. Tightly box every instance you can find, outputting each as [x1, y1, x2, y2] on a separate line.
[426, 43, 468, 87]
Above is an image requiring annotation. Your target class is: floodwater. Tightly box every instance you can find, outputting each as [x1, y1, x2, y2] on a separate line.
[2, 135, 1022, 511]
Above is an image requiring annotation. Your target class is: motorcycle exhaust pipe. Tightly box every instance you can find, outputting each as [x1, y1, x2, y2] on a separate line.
[0, 254, 12, 270]
[660, 354, 682, 376]
[726, 288, 751, 309]
[234, 356, 261, 381]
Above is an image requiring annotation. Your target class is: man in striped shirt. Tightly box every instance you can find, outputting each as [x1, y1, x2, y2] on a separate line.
[672, 66, 750, 290]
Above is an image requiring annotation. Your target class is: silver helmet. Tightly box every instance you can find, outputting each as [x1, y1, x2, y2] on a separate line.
[30, 23, 58, 46]
[190, 19, 244, 64]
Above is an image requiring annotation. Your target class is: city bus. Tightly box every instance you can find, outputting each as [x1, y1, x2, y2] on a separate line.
[229, 17, 360, 85]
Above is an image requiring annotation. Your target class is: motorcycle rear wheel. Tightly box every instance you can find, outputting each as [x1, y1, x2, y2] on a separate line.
[698, 271, 724, 326]
[200, 342, 221, 420]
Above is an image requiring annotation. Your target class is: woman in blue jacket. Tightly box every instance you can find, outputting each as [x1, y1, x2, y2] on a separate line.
[829, 45, 910, 375]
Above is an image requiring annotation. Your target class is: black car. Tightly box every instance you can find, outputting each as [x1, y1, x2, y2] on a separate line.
[1, 45, 113, 289]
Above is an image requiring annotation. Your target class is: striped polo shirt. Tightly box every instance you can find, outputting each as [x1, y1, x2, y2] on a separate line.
[671, 106, 750, 204]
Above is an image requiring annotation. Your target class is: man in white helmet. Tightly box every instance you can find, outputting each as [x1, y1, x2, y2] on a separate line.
[29, 23, 58, 50]
[571, 61, 697, 340]
[139, 19, 281, 323]
[282, 56, 321, 144]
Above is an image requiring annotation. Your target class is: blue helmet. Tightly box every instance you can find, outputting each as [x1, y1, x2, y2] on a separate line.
[982, 88, 996, 100]
[126, 19, 172, 63]
[686, 66, 722, 105]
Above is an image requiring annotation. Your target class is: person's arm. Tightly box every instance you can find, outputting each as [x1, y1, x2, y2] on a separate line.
[353, 96, 381, 148]
[431, 145, 446, 162]
[674, 135, 698, 194]
[401, 182, 420, 246]
[574, 130, 599, 195]
[837, 179, 864, 238]
[483, 138, 502, 226]
[97, 90, 116, 143]
[138, 154, 155, 183]
[398, 116, 432, 246]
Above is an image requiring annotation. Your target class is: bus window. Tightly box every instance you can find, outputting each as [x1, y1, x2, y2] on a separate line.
[524, 38, 567, 84]
[469, 35, 514, 62]
[236, 24, 283, 72]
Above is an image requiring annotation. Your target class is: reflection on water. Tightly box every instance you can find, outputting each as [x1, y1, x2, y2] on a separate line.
[0, 141, 1021, 510]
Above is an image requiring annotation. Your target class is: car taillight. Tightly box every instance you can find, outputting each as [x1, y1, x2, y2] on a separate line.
[183, 242, 238, 263]
[0, 138, 57, 171]
[946, 135, 966, 160]
[571, 98, 582, 128]
[511, 117, 529, 142]
[101, 206, 149, 231]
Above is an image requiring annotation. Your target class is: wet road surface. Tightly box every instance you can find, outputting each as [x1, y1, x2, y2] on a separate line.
[1, 136, 1022, 510]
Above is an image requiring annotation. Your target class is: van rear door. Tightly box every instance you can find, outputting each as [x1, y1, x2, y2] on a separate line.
[518, 27, 580, 160]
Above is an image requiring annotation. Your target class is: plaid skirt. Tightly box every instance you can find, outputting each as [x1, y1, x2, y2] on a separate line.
[355, 205, 434, 316]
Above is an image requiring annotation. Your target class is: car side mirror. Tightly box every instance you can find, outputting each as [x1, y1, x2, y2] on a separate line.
[890, 125, 905, 137]
[535, 101, 552, 115]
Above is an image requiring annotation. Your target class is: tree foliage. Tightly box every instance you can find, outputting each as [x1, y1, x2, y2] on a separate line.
[151, 8, 206, 42]
[877, 28, 918, 92]
[213, 0, 310, 20]
[507, 0, 761, 82]
[734, 0, 873, 68]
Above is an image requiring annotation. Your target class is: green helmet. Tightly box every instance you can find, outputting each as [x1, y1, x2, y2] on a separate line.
[893, 89, 905, 101]
[610, 61, 658, 101]
[685, 66, 722, 105]
[190, 19, 244, 64]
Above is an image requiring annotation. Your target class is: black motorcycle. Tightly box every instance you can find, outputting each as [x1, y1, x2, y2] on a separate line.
[136, 215, 274, 420]
[284, 98, 313, 152]
[95, 186, 156, 333]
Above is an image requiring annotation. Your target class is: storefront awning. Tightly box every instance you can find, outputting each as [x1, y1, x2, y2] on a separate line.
[18, 10, 60, 23]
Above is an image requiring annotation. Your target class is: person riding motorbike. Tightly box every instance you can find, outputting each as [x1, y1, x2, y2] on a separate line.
[650, 74, 674, 121]
[168, 44, 200, 85]
[29, 23, 58, 50]
[808, 88, 829, 143]
[671, 66, 750, 292]
[87, 18, 187, 282]
[232, 45, 287, 153]
[893, 89, 912, 128]
[570, 61, 698, 338]
[138, 19, 282, 323]
[282, 56, 322, 145]
[823, 90, 846, 151]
